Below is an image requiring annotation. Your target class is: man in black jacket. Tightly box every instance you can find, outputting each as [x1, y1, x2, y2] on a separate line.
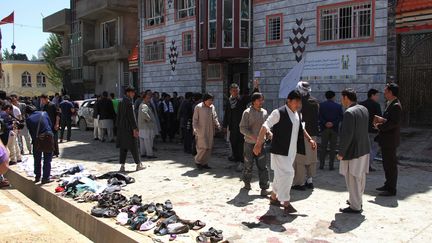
[97, 91, 116, 142]
[40, 94, 60, 157]
[359, 89, 382, 171]
[223, 81, 259, 171]
[374, 83, 402, 197]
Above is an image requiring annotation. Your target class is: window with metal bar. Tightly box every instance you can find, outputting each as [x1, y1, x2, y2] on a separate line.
[177, 0, 195, 19]
[223, 0, 233, 47]
[145, 0, 165, 27]
[240, 0, 250, 48]
[266, 14, 282, 44]
[208, 0, 217, 49]
[144, 38, 165, 62]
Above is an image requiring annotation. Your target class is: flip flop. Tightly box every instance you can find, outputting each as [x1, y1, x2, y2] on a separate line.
[192, 220, 206, 230]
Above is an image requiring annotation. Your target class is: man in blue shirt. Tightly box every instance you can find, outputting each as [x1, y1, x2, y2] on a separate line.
[319, 91, 343, 170]
[25, 105, 54, 184]
[59, 95, 75, 143]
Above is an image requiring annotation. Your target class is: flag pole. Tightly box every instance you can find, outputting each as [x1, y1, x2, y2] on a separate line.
[12, 21, 15, 54]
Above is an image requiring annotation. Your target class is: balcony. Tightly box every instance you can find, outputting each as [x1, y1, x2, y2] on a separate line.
[76, 0, 137, 20]
[43, 9, 71, 34]
[54, 56, 72, 70]
[84, 46, 129, 63]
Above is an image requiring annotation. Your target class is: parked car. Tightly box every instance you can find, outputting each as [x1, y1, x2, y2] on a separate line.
[77, 98, 97, 131]
[72, 100, 85, 126]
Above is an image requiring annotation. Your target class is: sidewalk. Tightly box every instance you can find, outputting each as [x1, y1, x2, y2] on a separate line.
[0, 188, 91, 243]
[5, 128, 432, 243]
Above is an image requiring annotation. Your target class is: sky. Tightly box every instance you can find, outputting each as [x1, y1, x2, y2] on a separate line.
[0, 0, 70, 58]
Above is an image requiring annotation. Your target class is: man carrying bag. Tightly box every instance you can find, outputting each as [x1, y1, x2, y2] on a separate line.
[25, 105, 54, 184]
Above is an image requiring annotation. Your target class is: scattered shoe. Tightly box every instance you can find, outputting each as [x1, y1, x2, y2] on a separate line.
[139, 219, 156, 231]
[339, 207, 363, 214]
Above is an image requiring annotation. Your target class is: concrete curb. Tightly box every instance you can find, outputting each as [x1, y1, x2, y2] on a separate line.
[5, 168, 152, 243]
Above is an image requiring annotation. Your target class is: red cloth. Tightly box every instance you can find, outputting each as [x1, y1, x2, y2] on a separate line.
[55, 186, 65, 193]
[0, 12, 14, 25]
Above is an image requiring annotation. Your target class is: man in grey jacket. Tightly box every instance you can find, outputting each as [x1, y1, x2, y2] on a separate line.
[337, 88, 370, 214]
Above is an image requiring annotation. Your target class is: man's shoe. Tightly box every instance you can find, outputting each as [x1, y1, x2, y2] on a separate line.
[94, 138, 99, 141]
[34, 177, 41, 183]
[260, 189, 271, 197]
[339, 207, 362, 214]
[119, 164, 125, 172]
[201, 164, 212, 170]
[228, 156, 236, 162]
[305, 182, 314, 189]
[17, 160, 22, 163]
[147, 156, 158, 159]
[136, 163, 146, 171]
[196, 164, 203, 170]
[0, 180, 10, 188]
[378, 191, 396, 197]
[9, 161, 17, 165]
[376, 185, 388, 191]
[41, 179, 53, 184]
[141, 155, 147, 158]
[283, 203, 298, 214]
[243, 183, 251, 190]
[291, 185, 306, 191]
[59, 140, 63, 143]
[369, 166, 377, 172]
[235, 163, 243, 172]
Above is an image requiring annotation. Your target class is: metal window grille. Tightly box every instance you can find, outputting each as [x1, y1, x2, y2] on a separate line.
[320, 1, 372, 42]
[208, 0, 217, 49]
[36, 72, 47, 87]
[183, 33, 193, 52]
[102, 20, 118, 48]
[267, 16, 281, 42]
[146, 0, 165, 26]
[240, 0, 250, 48]
[21, 71, 32, 87]
[223, 0, 233, 47]
[144, 39, 165, 61]
[178, 0, 195, 19]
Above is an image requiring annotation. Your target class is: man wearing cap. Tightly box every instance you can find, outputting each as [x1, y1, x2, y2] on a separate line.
[59, 95, 75, 143]
[117, 87, 144, 172]
[223, 80, 259, 172]
[292, 81, 320, 190]
[253, 90, 317, 214]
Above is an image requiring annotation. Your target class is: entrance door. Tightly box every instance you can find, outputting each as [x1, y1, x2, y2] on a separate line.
[398, 32, 432, 127]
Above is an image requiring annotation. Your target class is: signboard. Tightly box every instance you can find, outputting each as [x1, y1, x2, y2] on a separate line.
[302, 49, 357, 79]
[279, 49, 357, 98]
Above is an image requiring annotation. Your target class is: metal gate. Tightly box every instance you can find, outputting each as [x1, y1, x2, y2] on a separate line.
[398, 32, 432, 127]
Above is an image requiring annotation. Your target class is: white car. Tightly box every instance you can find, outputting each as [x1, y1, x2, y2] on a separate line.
[77, 98, 97, 131]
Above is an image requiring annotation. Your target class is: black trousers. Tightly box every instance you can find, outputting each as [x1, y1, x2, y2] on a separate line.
[381, 146, 398, 193]
[60, 118, 72, 141]
[119, 142, 140, 165]
[183, 128, 193, 153]
[230, 129, 244, 162]
[53, 130, 59, 156]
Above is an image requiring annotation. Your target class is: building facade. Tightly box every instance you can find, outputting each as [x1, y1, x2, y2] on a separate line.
[0, 60, 60, 97]
[43, 0, 139, 99]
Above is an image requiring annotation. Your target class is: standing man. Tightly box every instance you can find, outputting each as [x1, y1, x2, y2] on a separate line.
[292, 82, 320, 190]
[40, 94, 60, 157]
[93, 95, 100, 141]
[319, 91, 343, 170]
[59, 95, 75, 143]
[337, 88, 370, 214]
[137, 90, 157, 159]
[374, 83, 402, 197]
[193, 93, 221, 170]
[223, 81, 259, 172]
[179, 92, 194, 153]
[253, 90, 317, 214]
[151, 91, 162, 135]
[25, 105, 54, 184]
[239, 92, 270, 196]
[97, 91, 116, 142]
[359, 89, 382, 171]
[2, 104, 22, 165]
[10, 94, 31, 155]
[159, 93, 176, 142]
[116, 87, 144, 172]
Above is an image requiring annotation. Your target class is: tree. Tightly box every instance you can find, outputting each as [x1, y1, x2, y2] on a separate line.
[31, 55, 38, 61]
[43, 34, 64, 88]
[1, 49, 11, 61]
[1, 48, 28, 61]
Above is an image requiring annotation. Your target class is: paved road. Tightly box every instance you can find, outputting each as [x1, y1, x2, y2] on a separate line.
[8, 128, 432, 242]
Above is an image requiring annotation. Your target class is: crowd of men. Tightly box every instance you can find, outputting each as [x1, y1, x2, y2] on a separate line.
[0, 81, 402, 216]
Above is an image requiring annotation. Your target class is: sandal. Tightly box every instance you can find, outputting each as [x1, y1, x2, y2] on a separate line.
[196, 233, 208, 243]
[192, 220, 206, 230]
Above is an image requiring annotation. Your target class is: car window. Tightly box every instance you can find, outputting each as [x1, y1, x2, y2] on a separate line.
[88, 100, 96, 108]
[81, 101, 89, 108]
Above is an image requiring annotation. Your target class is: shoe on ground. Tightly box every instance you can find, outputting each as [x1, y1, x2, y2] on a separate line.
[378, 191, 396, 197]
[228, 156, 236, 162]
[196, 163, 203, 170]
[17, 160, 22, 163]
[9, 161, 17, 165]
[376, 185, 388, 191]
[283, 203, 298, 214]
[201, 164, 212, 170]
[339, 206, 363, 214]
[136, 163, 146, 171]
[305, 182, 314, 189]
[34, 177, 41, 183]
[147, 155, 158, 159]
[260, 189, 271, 197]
[140, 155, 147, 158]
[119, 164, 125, 172]
[41, 179, 53, 184]
[94, 138, 99, 141]
[291, 185, 306, 191]
[0, 180, 10, 188]
[243, 182, 251, 190]
[369, 166, 377, 172]
[235, 163, 243, 172]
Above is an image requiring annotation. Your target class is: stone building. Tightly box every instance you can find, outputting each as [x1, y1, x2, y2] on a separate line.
[43, 0, 138, 99]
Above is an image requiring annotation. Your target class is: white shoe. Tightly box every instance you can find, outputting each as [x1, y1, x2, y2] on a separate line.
[119, 164, 125, 172]
[136, 163, 146, 171]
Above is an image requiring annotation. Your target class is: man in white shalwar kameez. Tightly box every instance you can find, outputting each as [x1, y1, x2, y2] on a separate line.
[253, 90, 317, 214]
